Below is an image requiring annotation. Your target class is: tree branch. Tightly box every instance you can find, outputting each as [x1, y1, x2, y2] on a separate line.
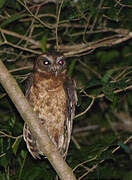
[0, 59, 77, 180]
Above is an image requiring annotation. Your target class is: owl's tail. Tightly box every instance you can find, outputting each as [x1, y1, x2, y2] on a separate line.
[23, 123, 42, 159]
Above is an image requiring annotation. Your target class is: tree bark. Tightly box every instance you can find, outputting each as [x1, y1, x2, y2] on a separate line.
[0, 59, 77, 180]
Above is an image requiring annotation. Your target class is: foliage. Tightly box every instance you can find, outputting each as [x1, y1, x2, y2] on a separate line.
[0, 0, 132, 179]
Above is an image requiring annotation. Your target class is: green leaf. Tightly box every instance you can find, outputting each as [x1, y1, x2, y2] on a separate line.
[102, 69, 114, 83]
[111, 94, 118, 109]
[96, 50, 119, 64]
[0, 13, 28, 28]
[21, 150, 27, 159]
[22, 162, 55, 180]
[102, 83, 114, 101]
[123, 170, 132, 180]
[23, 166, 46, 180]
[114, 80, 127, 89]
[0, 172, 6, 180]
[0, 155, 8, 169]
[68, 59, 77, 77]
[118, 142, 130, 153]
[107, 7, 119, 21]
[91, 88, 102, 97]
[18, 150, 27, 180]
[83, 79, 102, 89]
[0, 138, 4, 153]
[0, 0, 6, 8]
[9, 116, 15, 128]
[40, 34, 47, 53]
[12, 137, 22, 155]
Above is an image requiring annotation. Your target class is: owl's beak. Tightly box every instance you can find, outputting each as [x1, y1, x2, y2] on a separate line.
[51, 65, 59, 77]
[55, 71, 58, 77]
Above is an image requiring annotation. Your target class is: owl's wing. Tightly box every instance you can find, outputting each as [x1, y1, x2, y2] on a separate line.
[23, 74, 41, 159]
[63, 77, 77, 157]
[25, 73, 33, 97]
[23, 123, 41, 159]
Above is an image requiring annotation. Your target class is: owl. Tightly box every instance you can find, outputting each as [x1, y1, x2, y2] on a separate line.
[23, 52, 77, 159]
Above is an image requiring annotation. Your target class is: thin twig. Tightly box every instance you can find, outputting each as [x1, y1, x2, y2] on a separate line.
[56, 0, 64, 50]
[3, 41, 41, 54]
[82, 85, 132, 99]
[74, 97, 95, 119]
[17, 0, 54, 29]
[0, 131, 22, 139]
[0, 28, 40, 46]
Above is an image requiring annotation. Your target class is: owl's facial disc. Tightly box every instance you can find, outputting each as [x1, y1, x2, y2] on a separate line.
[50, 57, 65, 76]
[36, 54, 67, 77]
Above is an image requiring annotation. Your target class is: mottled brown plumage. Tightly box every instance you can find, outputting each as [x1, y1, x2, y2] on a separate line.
[23, 52, 77, 159]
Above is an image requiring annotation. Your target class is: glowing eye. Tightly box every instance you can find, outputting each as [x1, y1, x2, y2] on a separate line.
[43, 59, 51, 65]
[58, 59, 64, 65]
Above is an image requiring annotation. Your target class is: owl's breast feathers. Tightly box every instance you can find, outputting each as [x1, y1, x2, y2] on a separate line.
[24, 71, 77, 158]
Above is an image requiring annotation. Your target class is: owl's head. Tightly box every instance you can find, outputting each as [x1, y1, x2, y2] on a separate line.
[34, 52, 67, 77]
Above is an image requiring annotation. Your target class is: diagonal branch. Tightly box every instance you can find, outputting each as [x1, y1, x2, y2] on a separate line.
[0, 59, 77, 180]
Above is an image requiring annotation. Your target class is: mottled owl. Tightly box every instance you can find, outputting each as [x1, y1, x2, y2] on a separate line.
[23, 52, 77, 159]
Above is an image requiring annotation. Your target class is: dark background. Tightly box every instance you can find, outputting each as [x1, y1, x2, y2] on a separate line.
[0, 0, 132, 179]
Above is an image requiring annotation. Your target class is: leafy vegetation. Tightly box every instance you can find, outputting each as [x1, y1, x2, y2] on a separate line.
[0, 0, 132, 179]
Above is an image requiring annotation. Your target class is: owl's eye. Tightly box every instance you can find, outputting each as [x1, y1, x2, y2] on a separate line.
[58, 59, 64, 65]
[43, 58, 51, 65]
